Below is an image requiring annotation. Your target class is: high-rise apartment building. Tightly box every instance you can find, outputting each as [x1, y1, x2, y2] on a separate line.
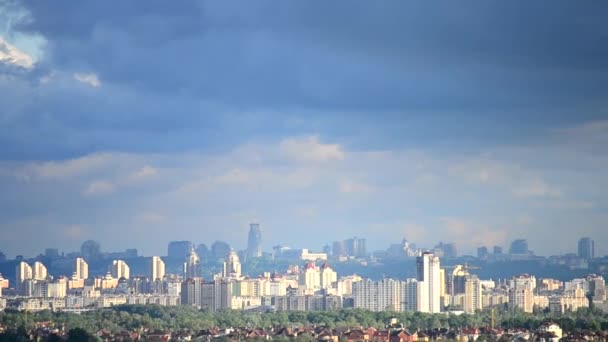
[404, 278, 425, 312]
[74, 257, 89, 280]
[151, 256, 165, 281]
[47, 277, 68, 298]
[247, 223, 262, 258]
[0, 273, 7, 295]
[416, 252, 441, 313]
[320, 263, 337, 289]
[464, 275, 482, 314]
[578, 237, 595, 260]
[184, 249, 200, 278]
[223, 250, 242, 279]
[301, 263, 321, 292]
[446, 264, 472, 296]
[352, 278, 423, 312]
[16, 262, 32, 293]
[509, 274, 536, 313]
[181, 277, 204, 306]
[32, 261, 47, 280]
[111, 260, 130, 279]
[586, 274, 606, 302]
[353, 278, 406, 312]
[181, 278, 232, 311]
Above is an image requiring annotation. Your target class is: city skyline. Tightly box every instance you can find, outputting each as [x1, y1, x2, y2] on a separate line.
[3, 247, 606, 317]
[1, 2, 608, 258]
[0, 233, 602, 262]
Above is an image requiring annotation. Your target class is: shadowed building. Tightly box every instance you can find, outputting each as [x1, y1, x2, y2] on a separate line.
[247, 223, 262, 258]
[168, 241, 194, 261]
[578, 237, 595, 260]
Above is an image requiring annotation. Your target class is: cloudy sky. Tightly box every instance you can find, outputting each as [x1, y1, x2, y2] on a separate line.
[1, 1, 607, 258]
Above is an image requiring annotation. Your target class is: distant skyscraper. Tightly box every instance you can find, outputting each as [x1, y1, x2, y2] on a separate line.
[184, 249, 200, 278]
[434, 242, 457, 258]
[151, 256, 166, 281]
[74, 257, 89, 280]
[477, 246, 489, 259]
[223, 250, 242, 278]
[45, 248, 59, 258]
[333, 237, 367, 258]
[32, 261, 47, 280]
[111, 260, 130, 279]
[247, 223, 262, 258]
[211, 241, 231, 260]
[345, 237, 367, 258]
[168, 241, 194, 260]
[332, 241, 346, 257]
[509, 239, 529, 255]
[577, 237, 595, 260]
[80, 240, 102, 261]
[196, 243, 209, 262]
[416, 252, 441, 313]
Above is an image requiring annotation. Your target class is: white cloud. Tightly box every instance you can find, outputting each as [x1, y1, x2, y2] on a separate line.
[280, 136, 344, 163]
[512, 179, 562, 198]
[2, 126, 608, 256]
[73, 72, 101, 87]
[338, 179, 375, 194]
[130, 165, 158, 181]
[15, 153, 118, 181]
[0, 37, 34, 69]
[83, 180, 114, 196]
[63, 225, 88, 239]
[134, 211, 167, 224]
[215, 168, 251, 184]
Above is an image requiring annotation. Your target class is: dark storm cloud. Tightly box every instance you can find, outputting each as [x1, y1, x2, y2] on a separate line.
[12, 1, 608, 110]
[2, 0, 605, 159]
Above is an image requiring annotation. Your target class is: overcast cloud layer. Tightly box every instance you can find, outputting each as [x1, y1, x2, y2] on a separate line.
[1, 1, 607, 258]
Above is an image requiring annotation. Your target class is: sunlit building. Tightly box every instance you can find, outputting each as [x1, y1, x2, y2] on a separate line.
[417, 252, 441, 313]
[74, 257, 89, 280]
[110, 260, 130, 279]
[151, 256, 165, 281]
[32, 261, 48, 280]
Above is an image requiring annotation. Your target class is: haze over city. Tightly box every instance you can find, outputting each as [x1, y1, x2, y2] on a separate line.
[1, 1, 608, 259]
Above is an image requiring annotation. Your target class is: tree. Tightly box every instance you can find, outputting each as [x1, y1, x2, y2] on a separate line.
[67, 327, 93, 342]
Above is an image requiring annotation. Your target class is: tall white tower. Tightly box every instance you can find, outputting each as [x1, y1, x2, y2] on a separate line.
[111, 260, 130, 279]
[75, 257, 89, 280]
[416, 252, 441, 313]
[32, 261, 48, 280]
[16, 262, 33, 290]
[151, 256, 166, 281]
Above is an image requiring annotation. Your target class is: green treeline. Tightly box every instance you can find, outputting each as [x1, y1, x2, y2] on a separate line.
[1, 306, 608, 336]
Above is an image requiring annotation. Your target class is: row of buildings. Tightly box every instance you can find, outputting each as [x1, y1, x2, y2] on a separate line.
[2, 250, 607, 317]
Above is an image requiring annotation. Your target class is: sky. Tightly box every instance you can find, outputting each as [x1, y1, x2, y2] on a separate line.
[1, 1, 607, 258]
